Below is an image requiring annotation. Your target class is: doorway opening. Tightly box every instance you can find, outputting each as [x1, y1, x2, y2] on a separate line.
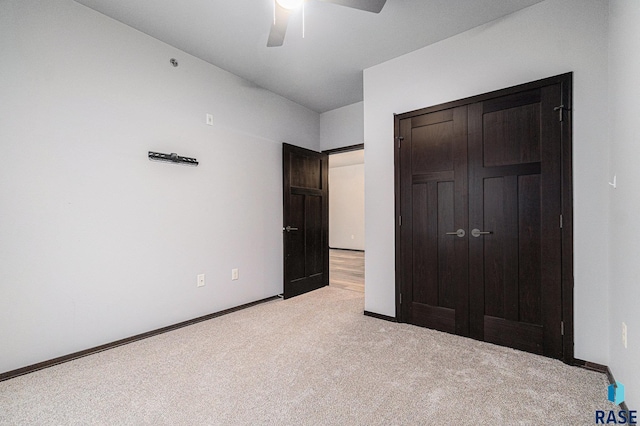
[326, 145, 365, 293]
[281, 142, 365, 299]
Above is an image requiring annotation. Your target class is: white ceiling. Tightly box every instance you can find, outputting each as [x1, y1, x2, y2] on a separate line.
[73, 0, 544, 113]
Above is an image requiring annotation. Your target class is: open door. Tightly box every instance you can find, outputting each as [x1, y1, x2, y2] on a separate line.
[283, 143, 329, 299]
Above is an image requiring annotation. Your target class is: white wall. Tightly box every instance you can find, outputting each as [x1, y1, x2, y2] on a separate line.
[363, 0, 610, 364]
[608, 0, 640, 410]
[0, 0, 319, 374]
[320, 102, 364, 151]
[329, 164, 365, 250]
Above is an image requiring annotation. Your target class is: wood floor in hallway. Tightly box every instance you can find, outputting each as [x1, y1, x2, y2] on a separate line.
[329, 249, 364, 293]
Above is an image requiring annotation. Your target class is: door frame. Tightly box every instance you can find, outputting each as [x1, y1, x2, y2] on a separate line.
[393, 73, 574, 364]
[323, 143, 365, 155]
[323, 143, 366, 251]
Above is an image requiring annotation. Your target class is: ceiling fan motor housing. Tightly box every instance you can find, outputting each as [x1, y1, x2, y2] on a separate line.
[268, 0, 387, 47]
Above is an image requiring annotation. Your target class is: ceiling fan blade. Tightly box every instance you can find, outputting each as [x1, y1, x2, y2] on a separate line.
[321, 0, 387, 13]
[267, 2, 292, 47]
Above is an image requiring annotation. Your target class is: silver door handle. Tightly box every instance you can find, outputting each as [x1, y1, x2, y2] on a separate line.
[445, 229, 466, 238]
[283, 226, 299, 232]
[471, 228, 492, 237]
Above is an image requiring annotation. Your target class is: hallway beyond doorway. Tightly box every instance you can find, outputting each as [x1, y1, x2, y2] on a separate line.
[329, 249, 364, 293]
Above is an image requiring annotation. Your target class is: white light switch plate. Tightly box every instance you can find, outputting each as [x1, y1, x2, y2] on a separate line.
[197, 273, 205, 287]
[231, 269, 239, 280]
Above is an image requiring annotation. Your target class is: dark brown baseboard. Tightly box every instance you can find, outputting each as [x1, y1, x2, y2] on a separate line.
[0, 295, 280, 383]
[364, 310, 397, 322]
[574, 358, 631, 412]
[329, 247, 365, 252]
[573, 358, 613, 381]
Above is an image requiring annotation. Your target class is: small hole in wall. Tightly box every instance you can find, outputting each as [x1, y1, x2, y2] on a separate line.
[170, 58, 178, 67]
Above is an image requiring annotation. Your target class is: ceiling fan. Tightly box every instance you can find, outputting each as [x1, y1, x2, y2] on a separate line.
[267, 0, 387, 47]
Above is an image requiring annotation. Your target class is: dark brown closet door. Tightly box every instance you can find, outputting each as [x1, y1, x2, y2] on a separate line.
[398, 106, 469, 336]
[467, 85, 563, 358]
[395, 74, 571, 361]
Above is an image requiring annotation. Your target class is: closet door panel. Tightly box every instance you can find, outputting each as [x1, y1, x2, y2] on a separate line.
[398, 106, 468, 336]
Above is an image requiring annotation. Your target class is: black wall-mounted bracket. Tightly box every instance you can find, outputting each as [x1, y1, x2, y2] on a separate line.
[148, 151, 198, 166]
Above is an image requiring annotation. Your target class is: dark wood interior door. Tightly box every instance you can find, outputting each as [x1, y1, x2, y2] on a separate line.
[395, 74, 571, 360]
[398, 107, 469, 336]
[468, 85, 563, 358]
[283, 143, 329, 299]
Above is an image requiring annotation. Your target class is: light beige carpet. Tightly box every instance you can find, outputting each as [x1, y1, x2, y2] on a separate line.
[0, 286, 613, 425]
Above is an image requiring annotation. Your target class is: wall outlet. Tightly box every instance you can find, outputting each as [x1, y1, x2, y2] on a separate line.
[206, 113, 214, 126]
[197, 273, 205, 287]
[231, 268, 239, 280]
[622, 322, 627, 349]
